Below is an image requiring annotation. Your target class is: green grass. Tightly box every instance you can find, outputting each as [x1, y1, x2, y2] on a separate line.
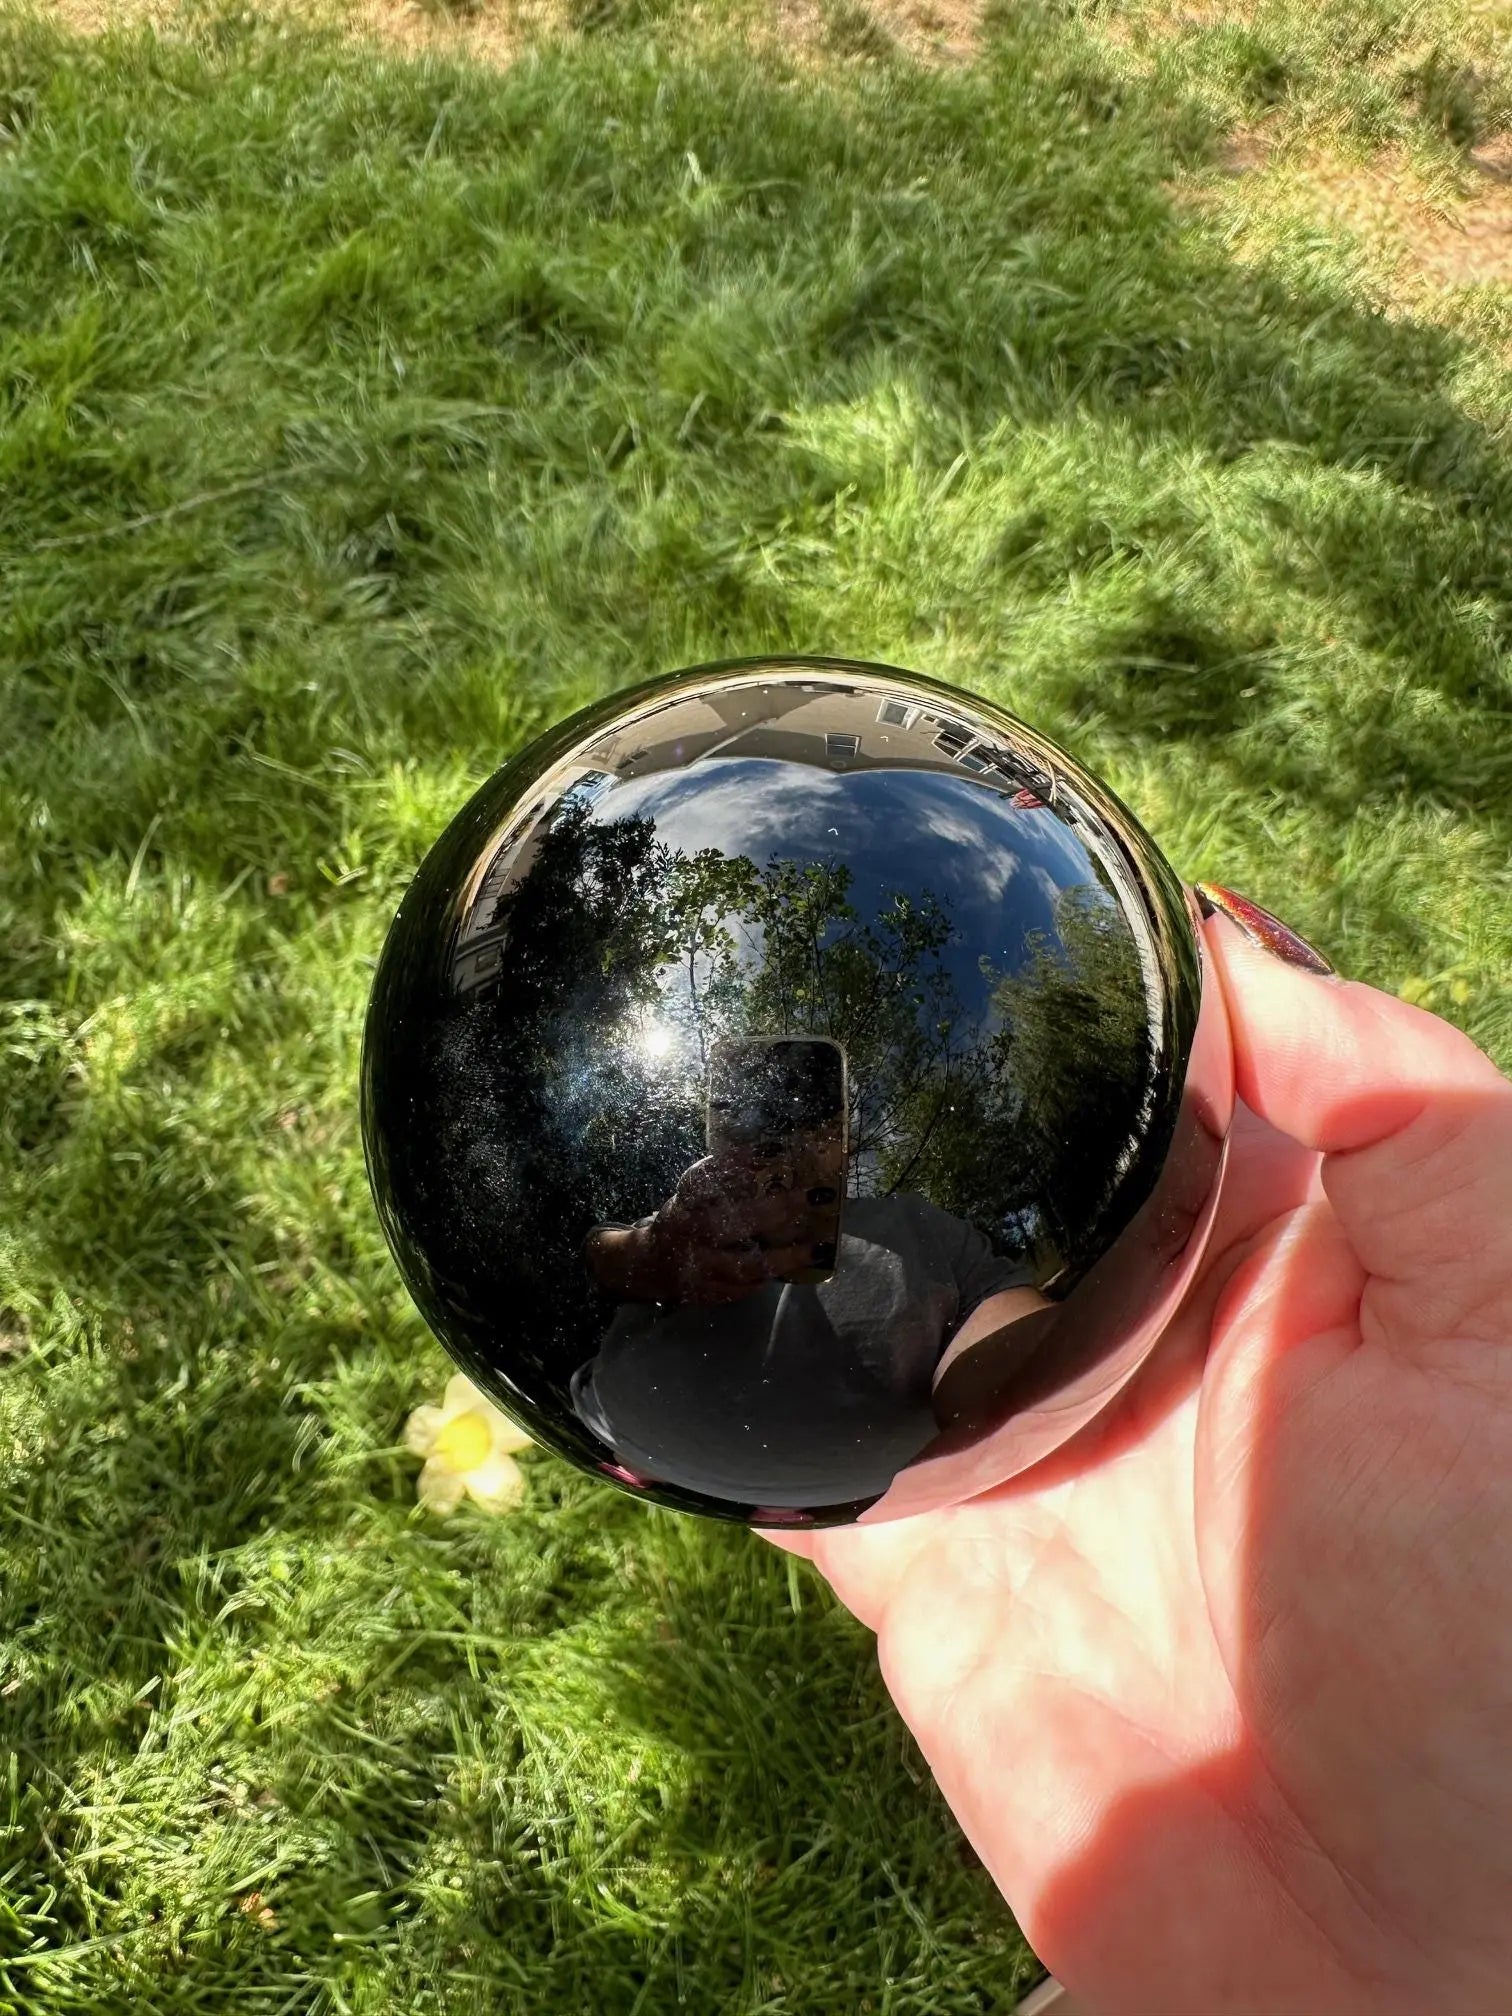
[2, 0, 1511, 2008]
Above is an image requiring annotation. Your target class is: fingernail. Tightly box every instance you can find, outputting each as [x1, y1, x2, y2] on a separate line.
[1194, 883, 1336, 976]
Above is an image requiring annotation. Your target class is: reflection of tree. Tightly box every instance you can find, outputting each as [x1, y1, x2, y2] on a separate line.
[872, 883, 1155, 1281]
[991, 884, 1152, 1151]
[593, 837, 972, 1182]
[420, 805, 702, 1389]
[657, 846, 759, 1068]
[989, 884, 1153, 1273]
[736, 861, 960, 1171]
[411, 804, 1154, 1391]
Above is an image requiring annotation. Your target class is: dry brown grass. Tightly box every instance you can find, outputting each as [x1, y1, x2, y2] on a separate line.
[861, 0, 982, 60]
[1181, 123, 1512, 305]
[1310, 136, 1512, 287]
[1093, 0, 1257, 56]
[32, 0, 988, 67]
[44, 0, 543, 63]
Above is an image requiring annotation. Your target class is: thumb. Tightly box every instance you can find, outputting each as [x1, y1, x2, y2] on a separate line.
[1203, 910, 1512, 1344]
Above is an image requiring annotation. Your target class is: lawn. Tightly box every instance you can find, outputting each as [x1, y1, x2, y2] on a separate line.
[2, 0, 1511, 2009]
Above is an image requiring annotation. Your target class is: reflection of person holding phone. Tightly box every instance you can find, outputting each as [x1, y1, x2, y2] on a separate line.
[582, 1150, 824, 1307]
[571, 1039, 1056, 1506]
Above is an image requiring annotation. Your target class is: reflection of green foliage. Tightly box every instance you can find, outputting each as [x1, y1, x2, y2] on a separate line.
[433, 812, 978, 1296]
[495, 804, 673, 1056]
[736, 861, 959, 1166]
[658, 845, 761, 1062]
[991, 884, 1151, 1102]
[866, 882, 1156, 1280]
[426, 812, 1154, 1314]
[987, 883, 1154, 1270]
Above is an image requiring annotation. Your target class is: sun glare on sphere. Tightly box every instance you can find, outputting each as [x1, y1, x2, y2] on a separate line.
[638, 1022, 675, 1061]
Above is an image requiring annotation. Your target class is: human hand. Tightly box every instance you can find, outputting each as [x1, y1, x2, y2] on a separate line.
[587, 1151, 819, 1306]
[764, 909, 1512, 2016]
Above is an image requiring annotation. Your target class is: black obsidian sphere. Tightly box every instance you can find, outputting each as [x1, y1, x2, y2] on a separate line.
[362, 658, 1233, 1526]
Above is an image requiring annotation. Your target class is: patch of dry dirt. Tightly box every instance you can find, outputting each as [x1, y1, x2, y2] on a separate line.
[44, 0, 543, 63]
[1407, 134, 1512, 285]
[864, 0, 981, 61]
[1095, 0, 1256, 57]
[1215, 123, 1272, 175]
[1179, 125, 1512, 303]
[33, 0, 988, 67]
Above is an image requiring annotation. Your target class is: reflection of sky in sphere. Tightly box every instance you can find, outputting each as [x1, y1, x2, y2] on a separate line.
[586, 756, 1117, 1036]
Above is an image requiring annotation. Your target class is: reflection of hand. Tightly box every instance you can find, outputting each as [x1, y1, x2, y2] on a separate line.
[928, 1284, 1055, 1430]
[764, 915, 1512, 2015]
[586, 1152, 822, 1306]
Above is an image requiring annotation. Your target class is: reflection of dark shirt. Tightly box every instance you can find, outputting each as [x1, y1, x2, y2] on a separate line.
[573, 1194, 1030, 1510]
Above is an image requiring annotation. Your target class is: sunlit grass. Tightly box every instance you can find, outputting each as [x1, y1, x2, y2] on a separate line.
[2, 1, 1510, 2008]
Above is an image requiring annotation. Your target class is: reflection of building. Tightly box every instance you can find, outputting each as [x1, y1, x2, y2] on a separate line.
[451, 846, 522, 996]
[450, 770, 625, 994]
[575, 679, 1057, 800]
[876, 697, 1057, 798]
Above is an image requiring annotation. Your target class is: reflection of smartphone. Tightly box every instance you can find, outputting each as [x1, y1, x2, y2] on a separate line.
[706, 1038, 847, 1285]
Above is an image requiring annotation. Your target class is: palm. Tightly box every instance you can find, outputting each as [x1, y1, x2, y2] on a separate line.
[785, 1091, 1512, 2015]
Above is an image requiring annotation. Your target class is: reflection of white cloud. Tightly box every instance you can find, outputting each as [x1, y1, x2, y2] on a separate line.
[597, 762, 850, 862]
[587, 757, 1114, 982]
[919, 808, 983, 851]
[915, 806, 1019, 902]
[977, 844, 1024, 903]
[1030, 863, 1062, 908]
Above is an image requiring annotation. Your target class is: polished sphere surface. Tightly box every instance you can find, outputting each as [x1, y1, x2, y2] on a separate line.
[362, 659, 1234, 1526]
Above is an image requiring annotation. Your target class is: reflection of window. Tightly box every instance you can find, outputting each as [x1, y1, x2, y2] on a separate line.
[876, 698, 918, 729]
[825, 733, 861, 759]
[933, 726, 971, 758]
[556, 770, 616, 817]
[957, 751, 989, 773]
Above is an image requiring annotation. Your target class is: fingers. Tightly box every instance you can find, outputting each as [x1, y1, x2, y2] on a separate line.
[1206, 1099, 1324, 1256]
[675, 1166, 818, 1249]
[1204, 915, 1512, 1341]
[672, 1153, 761, 1221]
[1205, 913, 1507, 1147]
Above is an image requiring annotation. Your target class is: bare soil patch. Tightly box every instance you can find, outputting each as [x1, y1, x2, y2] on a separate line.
[1181, 124, 1512, 304]
[34, 0, 987, 67]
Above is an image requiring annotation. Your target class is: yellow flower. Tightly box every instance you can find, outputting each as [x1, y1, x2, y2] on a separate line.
[404, 1373, 532, 1516]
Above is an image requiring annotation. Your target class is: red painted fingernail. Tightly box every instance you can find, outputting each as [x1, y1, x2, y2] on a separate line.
[1194, 883, 1336, 976]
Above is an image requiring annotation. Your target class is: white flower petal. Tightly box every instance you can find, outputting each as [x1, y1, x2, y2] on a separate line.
[443, 1372, 488, 1419]
[404, 1404, 446, 1457]
[417, 1456, 468, 1516]
[462, 1451, 525, 1513]
[489, 1411, 534, 1456]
